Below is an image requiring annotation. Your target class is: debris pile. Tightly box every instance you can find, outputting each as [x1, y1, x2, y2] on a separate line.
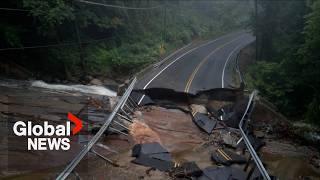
[127, 91, 274, 180]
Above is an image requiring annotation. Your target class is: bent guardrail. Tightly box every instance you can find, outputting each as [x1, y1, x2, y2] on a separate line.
[239, 90, 271, 180]
[56, 77, 137, 180]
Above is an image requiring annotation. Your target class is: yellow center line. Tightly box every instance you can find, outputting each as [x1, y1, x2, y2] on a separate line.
[184, 35, 244, 93]
[221, 149, 233, 160]
[217, 149, 232, 160]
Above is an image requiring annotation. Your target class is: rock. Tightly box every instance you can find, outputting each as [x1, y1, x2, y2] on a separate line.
[310, 156, 320, 169]
[109, 96, 119, 109]
[134, 111, 143, 119]
[117, 84, 126, 96]
[124, 79, 130, 85]
[83, 75, 93, 82]
[190, 104, 207, 114]
[53, 78, 61, 83]
[221, 131, 239, 148]
[103, 79, 118, 86]
[43, 76, 52, 83]
[89, 78, 103, 86]
[254, 130, 265, 138]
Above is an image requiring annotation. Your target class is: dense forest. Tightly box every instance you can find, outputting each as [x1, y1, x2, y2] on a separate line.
[247, 0, 320, 126]
[1, 0, 319, 126]
[0, 0, 251, 82]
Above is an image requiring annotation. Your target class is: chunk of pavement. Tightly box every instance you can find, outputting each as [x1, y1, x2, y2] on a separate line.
[148, 153, 172, 161]
[237, 134, 265, 151]
[171, 161, 203, 178]
[192, 112, 217, 134]
[198, 166, 247, 180]
[190, 104, 208, 114]
[132, 142, 169, 157]
[131, 142, 174, 171]
[211, 148, 247, 166]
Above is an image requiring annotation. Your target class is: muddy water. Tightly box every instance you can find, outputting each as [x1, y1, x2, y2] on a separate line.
[262, 153, 320, 179]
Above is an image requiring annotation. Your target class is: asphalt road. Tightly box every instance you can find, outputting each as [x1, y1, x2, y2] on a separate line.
[135, 31, 255, 104]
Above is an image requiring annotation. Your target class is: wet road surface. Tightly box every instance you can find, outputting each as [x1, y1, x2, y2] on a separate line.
[135, 31, 255, 104]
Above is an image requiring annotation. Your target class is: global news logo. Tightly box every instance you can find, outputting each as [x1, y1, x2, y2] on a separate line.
[12, 112, 83, 151]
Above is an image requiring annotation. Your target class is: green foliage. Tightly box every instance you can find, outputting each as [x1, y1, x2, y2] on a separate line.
[23, 0, 74, 29]
[299, 0, 320, 124]
[247, 0, 320, 126]
[0, 25, 22, 47]
[1, 0, 252, 81]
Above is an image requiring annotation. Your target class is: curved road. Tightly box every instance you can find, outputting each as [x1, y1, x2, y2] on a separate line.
[135, 31, 255, 104]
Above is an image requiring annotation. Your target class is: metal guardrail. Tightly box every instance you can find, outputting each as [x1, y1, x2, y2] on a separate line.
[56, 77, 137, 180]
[239, 90, 271, 180]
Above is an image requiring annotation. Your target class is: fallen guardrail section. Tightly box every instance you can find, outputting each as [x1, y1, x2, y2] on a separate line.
[239, 90, 271, 180]
[56, 77, 137, 180]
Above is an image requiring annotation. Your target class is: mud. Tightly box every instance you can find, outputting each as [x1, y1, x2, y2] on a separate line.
[132, 106, 218, 170]
[261, 140, 320, 179]
[136, 106, 205, 153]
[130, 121, 162, 144]
[251, 98, 320, 179]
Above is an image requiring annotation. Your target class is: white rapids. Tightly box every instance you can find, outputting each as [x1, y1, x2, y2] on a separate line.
[31, 80, 117, 97]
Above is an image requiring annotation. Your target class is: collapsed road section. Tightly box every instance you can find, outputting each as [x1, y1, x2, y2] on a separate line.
[129, 87, 272, 179]
[51, 73, 272, 179]
[1, 77, 319, 179]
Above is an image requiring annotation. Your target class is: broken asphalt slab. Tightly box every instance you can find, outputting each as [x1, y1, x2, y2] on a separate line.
[211, 148, 247, 166]
[198, 166, 247, 180]
[192, 112, 217, 134]
[131, 142, 174, 171]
